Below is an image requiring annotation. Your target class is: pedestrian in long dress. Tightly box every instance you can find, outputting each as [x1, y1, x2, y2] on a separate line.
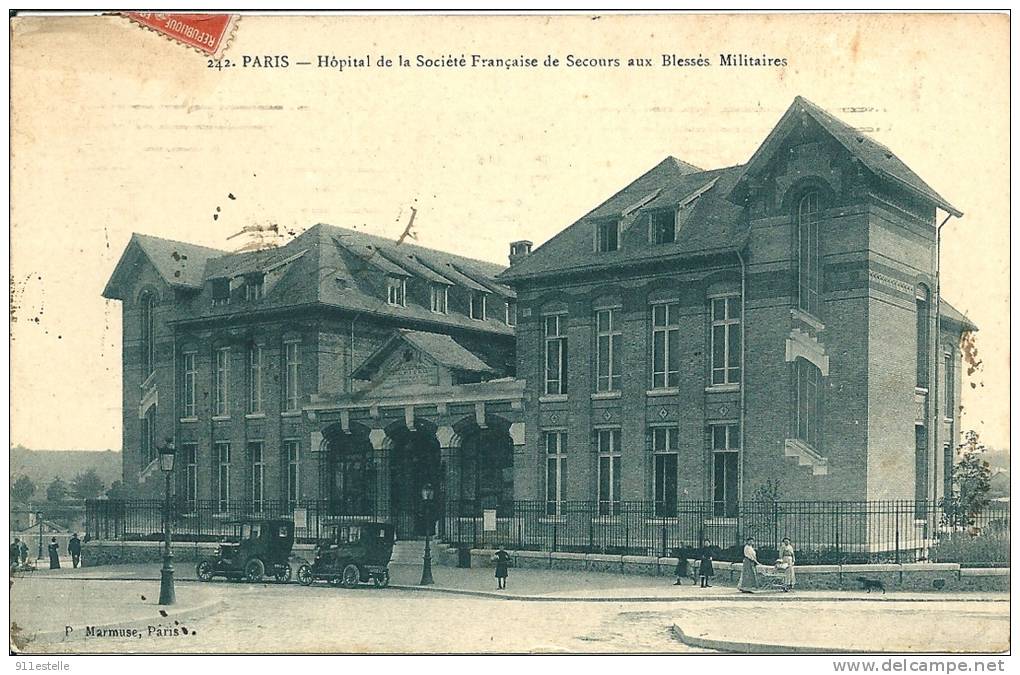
[737, 537, 758, 593]
[779, 537, 796, 590]
[18, 540, 28, 567]
[672, 547, 690, 585]
[493, 547, 511, 590]
[47, 537, 60, 570]
[68, 533, 82, 569]
[698, 539, 715, 588]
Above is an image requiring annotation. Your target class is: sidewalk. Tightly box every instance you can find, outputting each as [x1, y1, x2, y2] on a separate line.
[21, 561, 1009, 604]
[10, 569, 225, 650]
[671, 603, 1010, 653]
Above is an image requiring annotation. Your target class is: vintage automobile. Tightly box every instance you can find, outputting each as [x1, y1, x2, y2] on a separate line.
[196, 518, 296, 583]
[296, 521, 395, 588]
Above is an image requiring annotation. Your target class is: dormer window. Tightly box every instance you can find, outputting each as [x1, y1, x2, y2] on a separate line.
[595, 220, 620, 252]
[470, 292, 486, 320]
[505, 299, 517, 326]
[387, 276, 406, 307]
[245, 273, 264, 302]
[430, 284, 448, 314]
[650, 210, 676, 245]
[211, 278, 230, 306]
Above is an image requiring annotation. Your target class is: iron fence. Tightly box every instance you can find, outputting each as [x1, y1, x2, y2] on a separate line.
[84, 498, 1010, 566]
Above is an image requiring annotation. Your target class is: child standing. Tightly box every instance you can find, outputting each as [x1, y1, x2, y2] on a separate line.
[492, 546, 511, 590]
[698, 539, 715, 588]
[672, 547, 690, 585]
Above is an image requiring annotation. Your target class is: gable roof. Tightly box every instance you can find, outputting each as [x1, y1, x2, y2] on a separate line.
[734, 96, 962, 217]
[352, 329, 496, 380]
[102, 233, 226, 299]
[499, 162, 747, 282]
[940, 299, 978, 332]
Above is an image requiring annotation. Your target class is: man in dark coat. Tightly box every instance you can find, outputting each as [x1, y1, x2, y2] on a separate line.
[10, 538, 21, 571]
[68, 533, 82, 568]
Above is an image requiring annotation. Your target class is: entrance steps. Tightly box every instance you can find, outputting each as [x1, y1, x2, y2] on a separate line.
[391, 538, 430, 564]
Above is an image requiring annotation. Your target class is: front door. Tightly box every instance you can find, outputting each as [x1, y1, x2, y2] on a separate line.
[389, 429, 443, 538]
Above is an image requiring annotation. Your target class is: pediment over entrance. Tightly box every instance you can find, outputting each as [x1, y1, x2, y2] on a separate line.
[352, 329, 497, 392]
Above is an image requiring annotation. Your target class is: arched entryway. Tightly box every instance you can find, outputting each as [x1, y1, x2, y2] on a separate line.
[321, 423, 377, 517]
[387, 420, 443, 538]
[453, 417, 514, 516]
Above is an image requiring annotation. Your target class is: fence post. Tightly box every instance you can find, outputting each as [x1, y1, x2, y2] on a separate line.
[895, 502, 901, 565]
[661, 524, 667, 558]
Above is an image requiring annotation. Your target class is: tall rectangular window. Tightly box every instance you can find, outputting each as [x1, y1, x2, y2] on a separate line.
[284, 440, 300, 509]
[214, 347, 230, 417]
[506, 299, 517, 326]
[182, 443, 198, 510]
[944, 353, 953, 418]
[652, 427, 678, 517]
[248, 345, 263, 414]
[711, 296, 741, 385]
[796, 192, 821, 316]
[544, 315, 568, 395]
[650, 210, 676, 244]
[711, 424, 740, 518]
[595, 309, 622, 392]
[141, 405, 156, 466]
[249, 441, 265, 511]
[596, 220, 620, 252]
[914, 425, 929, 517]
[596, 429, 622, 516]
[470, 292, 486, 320]
[215, 442, 231, 512]
[794, 359, 822, 449]
[182, 352, 197, 418]
[544, 432, 567, 516]
[916, 288, 930, 389]
[140, 292, 155, 376]
[430, 284, 448, 314]
[651, 303, 680, 389]
[210, 278, 230, 306]
[387, 276, 406, 306]
[284, 342, 300, 412]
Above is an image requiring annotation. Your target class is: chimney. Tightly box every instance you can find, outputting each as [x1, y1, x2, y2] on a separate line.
[509, 240, 532, 266]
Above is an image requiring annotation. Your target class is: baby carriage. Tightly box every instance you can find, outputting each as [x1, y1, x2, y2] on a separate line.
[755, 562, 791, 592]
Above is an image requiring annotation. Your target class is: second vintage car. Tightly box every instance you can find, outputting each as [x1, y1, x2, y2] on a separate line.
[296, 521, 395, 588]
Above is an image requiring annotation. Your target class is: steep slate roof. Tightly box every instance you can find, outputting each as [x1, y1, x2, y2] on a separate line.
[501, 96, 962, 283]
[735, 96, 962, 217]
[102, 233, 226, 298]
[499, 163, 747, 281]
[940, 299, 978, 332]
[353, 329, 496, 379]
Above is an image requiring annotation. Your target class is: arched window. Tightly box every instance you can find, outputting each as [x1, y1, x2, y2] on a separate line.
[916, 286, 931, 389]
[796, 192, 822, 317]
[139, 291, 155, 377]
[794, 358, 822, 450]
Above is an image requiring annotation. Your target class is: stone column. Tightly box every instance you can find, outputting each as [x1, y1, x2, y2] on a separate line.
[369, 428, 389, 520]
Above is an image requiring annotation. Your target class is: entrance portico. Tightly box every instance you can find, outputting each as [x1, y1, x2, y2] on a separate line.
[308, 378, 526, 539]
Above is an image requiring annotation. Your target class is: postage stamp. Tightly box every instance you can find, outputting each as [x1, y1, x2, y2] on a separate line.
[121, 12, 238, 58]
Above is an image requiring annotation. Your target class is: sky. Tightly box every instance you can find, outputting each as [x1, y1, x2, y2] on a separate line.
[9, 13, 1009, 451]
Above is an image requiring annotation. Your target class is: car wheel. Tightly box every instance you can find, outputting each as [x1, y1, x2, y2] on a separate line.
[275, 563, 292, 583]
[196, 561, 214, 582]
[373, 570, 390, 588]
[341, 563, 360, 588]
[296, 564, 313, 586]
[245, 558, 265, 583]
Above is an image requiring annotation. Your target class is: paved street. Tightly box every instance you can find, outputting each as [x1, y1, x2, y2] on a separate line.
[11, 563, 1010, 654]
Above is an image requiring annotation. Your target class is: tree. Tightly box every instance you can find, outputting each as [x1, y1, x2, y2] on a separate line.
[942, 430, 993, 527]
[46, 476, 68, 502]
[70, 469, 106, 500]
[106, 480, 131, 500]
[11, 475, 36, 504]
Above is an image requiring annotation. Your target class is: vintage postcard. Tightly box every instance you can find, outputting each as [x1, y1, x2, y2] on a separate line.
[8, 11, 1010, 660]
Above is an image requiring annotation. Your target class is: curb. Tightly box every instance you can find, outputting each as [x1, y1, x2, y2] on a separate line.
[13, 598, 227, 649]
[671, 624, 878, 654]
[386, 584, 1009, 604]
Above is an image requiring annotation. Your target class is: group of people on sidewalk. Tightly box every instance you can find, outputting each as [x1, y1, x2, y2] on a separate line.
[673, 536, 797, 593]
[9, 533, 83, 572]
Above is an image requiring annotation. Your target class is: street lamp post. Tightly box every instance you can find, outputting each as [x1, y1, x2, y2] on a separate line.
[158, 439, 177, 606]
[419, 483, 434, 586]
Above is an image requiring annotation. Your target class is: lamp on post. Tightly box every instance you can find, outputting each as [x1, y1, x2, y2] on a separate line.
[158, 439, 177, 606]
[419, 483, 435, 586]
